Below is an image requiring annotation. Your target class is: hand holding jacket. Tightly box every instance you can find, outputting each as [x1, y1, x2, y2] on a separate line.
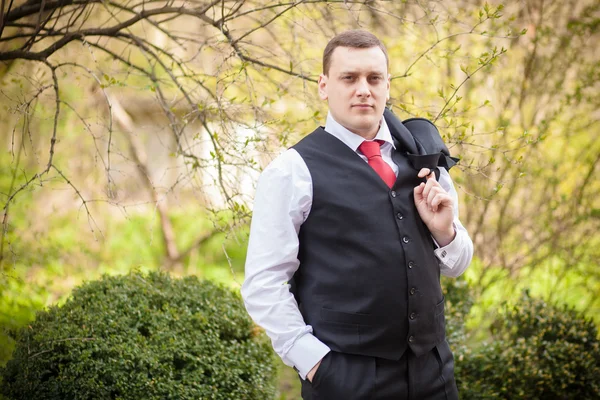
[414, 167, 456, 247]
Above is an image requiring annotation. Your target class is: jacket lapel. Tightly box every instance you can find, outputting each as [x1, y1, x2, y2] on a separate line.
[383, 108, 419, 155]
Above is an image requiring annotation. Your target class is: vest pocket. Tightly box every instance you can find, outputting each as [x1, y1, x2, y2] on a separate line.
[434, 296, 445, 316]
[320, 307, 377, 326]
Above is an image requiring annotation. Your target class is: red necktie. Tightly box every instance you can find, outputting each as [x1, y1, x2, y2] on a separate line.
[358, 140, 396, 188]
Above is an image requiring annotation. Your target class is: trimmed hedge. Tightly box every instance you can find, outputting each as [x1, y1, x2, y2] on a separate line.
[0, 271, 277, 400]
[454, 291, 600, 399]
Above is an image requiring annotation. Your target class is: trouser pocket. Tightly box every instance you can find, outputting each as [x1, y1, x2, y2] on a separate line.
[434, 341, 459, 400]
[313, 351, 376, 400]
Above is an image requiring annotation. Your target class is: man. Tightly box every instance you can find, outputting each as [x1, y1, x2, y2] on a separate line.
[241, 29, 473, 399]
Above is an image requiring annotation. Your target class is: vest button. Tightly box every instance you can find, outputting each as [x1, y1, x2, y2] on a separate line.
[391, 191, 397, 198]
[410, 312, 416, 320]
[410, 287, 416, 295]
[408, 335, 415, 343]
[396, 212, 404, 220]
[408, 261, 414, 269]
[402, 236, 410, 243]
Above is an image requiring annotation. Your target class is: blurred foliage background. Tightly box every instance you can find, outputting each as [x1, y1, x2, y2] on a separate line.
[0, 0, 598, 398]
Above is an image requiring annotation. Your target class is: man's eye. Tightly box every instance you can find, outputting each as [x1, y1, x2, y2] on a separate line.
[342, 76, 354, 80]
[370, 76, 382, 81]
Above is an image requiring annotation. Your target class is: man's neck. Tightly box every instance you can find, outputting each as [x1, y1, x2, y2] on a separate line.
[352, 126, 379, 140]
[327, 115, 381, 140]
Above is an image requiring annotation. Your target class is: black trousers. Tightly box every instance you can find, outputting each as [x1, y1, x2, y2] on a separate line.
[299, 340, 459, 400]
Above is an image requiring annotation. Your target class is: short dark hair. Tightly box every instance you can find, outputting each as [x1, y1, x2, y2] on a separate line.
[322, 29, 389, 75]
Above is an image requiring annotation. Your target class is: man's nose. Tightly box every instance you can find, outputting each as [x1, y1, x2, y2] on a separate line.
[355, 78, 371, 97]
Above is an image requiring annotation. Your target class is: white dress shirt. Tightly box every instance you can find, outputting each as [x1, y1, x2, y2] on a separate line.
[241, 113, 474, 380]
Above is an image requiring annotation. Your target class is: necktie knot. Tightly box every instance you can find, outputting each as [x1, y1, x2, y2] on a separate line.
[358, 140, 384, 159]
[358, 140, 396, 189]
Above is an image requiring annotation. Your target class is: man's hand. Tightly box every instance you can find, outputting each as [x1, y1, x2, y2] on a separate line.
[414, 168, 456, 247]
[307, 358, 323, 383]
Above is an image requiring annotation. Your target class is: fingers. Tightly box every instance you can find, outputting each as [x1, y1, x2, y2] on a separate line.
[414, 182, 452, 212]
[426, 186, 452, 212]
[414, 181, 425, 197]
[415, 169, 452, 212]
[417, 168, 433, 179]
[430, 191, 453, 212]
[427, 186, 442, 208]
[421, 170, 439, 201]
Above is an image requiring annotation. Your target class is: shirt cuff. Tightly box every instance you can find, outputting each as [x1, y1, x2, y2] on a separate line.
[433, 225, 461, 269]
[284, 332, 330, 380]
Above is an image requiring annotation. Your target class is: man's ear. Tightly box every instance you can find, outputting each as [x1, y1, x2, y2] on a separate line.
[318, 74, 328, 100]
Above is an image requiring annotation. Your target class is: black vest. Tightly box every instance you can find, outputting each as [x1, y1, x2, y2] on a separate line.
[290, 112, 454, 360]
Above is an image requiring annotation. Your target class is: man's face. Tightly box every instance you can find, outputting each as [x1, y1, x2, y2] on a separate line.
[318, 46, 390, 139]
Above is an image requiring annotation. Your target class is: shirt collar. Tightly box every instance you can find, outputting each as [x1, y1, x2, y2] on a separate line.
[324, 111, 396, 151]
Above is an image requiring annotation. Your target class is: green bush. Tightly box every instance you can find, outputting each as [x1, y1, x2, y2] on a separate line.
[456, 291, 600, 399]
[442, 277, 474, 351]
[0, 271, 277, 400]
